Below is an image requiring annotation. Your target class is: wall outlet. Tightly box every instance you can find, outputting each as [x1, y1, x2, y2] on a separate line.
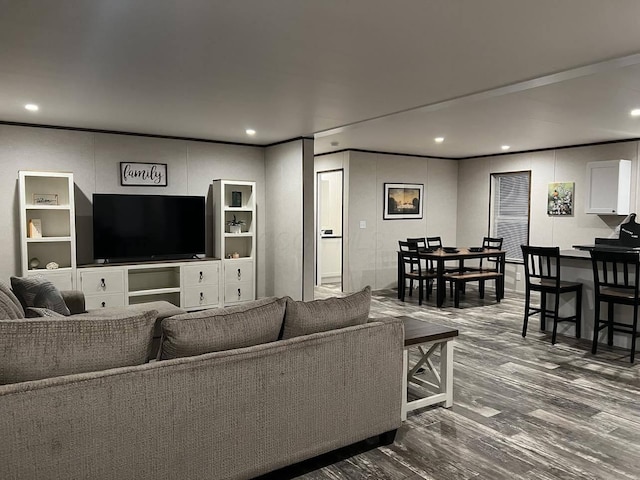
[359, 220, 366, 229]
[516, 271, 521, 281]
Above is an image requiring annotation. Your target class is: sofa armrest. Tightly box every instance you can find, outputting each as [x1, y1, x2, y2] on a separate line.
[60, 290, 86, 315]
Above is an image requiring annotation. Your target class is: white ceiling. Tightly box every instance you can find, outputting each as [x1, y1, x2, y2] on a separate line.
[4, 0, 640, 158]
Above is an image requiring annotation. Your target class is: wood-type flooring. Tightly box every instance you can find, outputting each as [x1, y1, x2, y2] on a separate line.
[258, 284, 640, 480]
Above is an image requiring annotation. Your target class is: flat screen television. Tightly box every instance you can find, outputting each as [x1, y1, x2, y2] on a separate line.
[93, 194, 205, 262]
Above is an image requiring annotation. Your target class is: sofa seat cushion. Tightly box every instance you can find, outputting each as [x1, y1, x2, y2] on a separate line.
[282, 286, 371, 339]
[0, 309, 158, 385]
[159, 297, 287, 360]
[10, 275, 70, 316]
[0, 282, 24, 319]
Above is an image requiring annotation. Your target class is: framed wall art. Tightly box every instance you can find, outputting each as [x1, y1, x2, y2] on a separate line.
[120, 162, 168, 186]
[383, 183, 423, 220]
[548, 181, 574, 216]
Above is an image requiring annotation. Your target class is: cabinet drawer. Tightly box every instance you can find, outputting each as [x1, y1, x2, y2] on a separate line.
[80, 270, 125, 294]
[183, 285, 220, 309]
[85, 293, 126, 309]
[224, 261, 254, 285]
[224, 282, 254, 304]
[183, 263, 219, 287]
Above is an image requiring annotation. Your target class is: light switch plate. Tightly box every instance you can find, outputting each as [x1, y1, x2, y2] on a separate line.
[359, 220, 366, 229]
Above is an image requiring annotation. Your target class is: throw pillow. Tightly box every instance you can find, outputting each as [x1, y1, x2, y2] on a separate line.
[0, 282, 25, 319]
[0, 309, 158, 385]
[25, 307, 66, 318]
[10, 276, 71, 316]
[281, 286, 371, 339]
[159, 297, 287, 360]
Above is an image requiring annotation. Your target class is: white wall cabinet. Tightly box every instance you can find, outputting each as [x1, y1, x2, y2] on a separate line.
[18, 171, 76, 290]
[77, 259, 221, 311]
[213, 179, 256, 305]
[585, 159, 631, 215]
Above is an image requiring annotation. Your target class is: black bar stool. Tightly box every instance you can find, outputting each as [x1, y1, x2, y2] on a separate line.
[521, 245, 582, 344]
[589, 249, 640, 363]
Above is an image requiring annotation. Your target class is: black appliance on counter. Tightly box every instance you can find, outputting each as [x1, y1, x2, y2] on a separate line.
[574, 213, 640, 252]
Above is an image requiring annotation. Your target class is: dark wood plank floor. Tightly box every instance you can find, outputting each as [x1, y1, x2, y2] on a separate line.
[259, 284, 640, 480]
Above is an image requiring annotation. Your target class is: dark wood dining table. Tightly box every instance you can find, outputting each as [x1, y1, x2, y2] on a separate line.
[397, 247, 507, 307]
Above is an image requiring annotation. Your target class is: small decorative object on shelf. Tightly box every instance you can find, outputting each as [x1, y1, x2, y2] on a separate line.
[231, 191, 242, 207]
[29, 257, 40, 269]
[232, 252, 240, 259]
[227, 215, 245, 234]
[45, 261, 59, 270]
[28, 219, 42, 238]
[33, 193, 58, 205]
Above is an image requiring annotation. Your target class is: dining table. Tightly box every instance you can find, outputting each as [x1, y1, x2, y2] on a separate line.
[397, 247, 507, 307]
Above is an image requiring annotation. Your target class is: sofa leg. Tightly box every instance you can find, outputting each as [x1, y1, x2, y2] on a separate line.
[379, 429, 397, 445]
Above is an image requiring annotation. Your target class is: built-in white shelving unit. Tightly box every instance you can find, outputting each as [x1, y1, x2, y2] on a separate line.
[18, 171, 76, 290]
[213, 179, 256, 305]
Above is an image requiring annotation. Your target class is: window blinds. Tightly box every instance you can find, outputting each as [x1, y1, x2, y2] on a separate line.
[491, 172, 530, 262]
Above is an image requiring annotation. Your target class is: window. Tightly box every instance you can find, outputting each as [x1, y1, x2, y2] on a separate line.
[490, 171, 531, 262]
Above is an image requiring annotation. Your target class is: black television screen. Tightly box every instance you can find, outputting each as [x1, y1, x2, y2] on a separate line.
[93, 194, 205, 261]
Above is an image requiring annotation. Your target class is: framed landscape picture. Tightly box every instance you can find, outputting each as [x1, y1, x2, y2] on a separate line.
[548, 181, 574, 216]
[384, 183, 424, 220]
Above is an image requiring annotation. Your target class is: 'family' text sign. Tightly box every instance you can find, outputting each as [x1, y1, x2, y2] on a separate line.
[120, 162, 168, 186]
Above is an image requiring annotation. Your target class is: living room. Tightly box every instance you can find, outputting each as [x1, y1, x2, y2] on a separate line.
[2, 2, 640, 479]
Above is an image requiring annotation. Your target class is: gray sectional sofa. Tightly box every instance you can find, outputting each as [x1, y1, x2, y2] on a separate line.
[0, 283, 404, 480]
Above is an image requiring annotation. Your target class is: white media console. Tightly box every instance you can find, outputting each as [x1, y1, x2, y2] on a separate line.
[77, 258, 222, 311]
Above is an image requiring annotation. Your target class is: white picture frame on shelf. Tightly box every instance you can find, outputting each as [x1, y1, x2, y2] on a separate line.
[33, 193, 58, 205]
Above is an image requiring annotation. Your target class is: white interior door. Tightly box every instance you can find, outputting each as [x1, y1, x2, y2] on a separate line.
[316, 170, 343, 287]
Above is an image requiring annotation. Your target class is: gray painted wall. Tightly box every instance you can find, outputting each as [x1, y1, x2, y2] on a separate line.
[265, 139, 313, 300]
[457, 141, 640, 292]
[320, 151, 458, 292]
[0, 124, 267, 297]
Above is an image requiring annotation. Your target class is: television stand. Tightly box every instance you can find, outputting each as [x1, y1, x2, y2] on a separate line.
[77, 258, 221, 311]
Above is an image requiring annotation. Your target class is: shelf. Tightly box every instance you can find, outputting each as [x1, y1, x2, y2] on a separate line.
[128, 287, 181, 297]
[25, 204, 71, 210]
[26, 236, 72, 243]
[224, 256, 253, 261]
[27, 266, 73, 273]
[224, 232, 254, 237]
[224, 207, 253, 212]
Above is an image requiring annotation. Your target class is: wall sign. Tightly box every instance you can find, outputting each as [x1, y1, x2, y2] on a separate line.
[120, 162, 167, 186]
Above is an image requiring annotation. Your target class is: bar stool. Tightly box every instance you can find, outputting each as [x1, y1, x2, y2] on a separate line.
[589, 249, 640, 363]
[521, 245, 582, 344]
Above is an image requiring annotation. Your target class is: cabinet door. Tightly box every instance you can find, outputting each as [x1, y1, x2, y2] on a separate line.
[183, 285, 219, 308]
[224, 261, 254, 285]
[79, 270, 125, 294]
[28, 270, 73, 291]
[183, 263, 219, 287]
[585, 160, 631, 214]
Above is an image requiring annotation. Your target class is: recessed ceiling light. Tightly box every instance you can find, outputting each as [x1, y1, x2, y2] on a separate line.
[434, 137, 444, 143]
[501, 145, 510, 151]
[24, 104, 39, 112]
[245, 129, 256, 136]
[631, 109, 640, 117]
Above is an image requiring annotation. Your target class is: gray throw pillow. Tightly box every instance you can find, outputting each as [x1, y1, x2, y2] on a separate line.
[159, 297, 287, 360]
[0, 309, 158, 385]
[10, 276, 71, 316]
[282, 286, 371, 339]
[25, 307, 66, 318]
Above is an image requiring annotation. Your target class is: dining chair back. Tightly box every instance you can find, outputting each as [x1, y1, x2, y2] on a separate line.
[521, 245, 582, 345]
[426, 237, 443, 249]
[589, 249, 640, 362]
[407, 237, 427, 250]
[398, 247, 436, 305]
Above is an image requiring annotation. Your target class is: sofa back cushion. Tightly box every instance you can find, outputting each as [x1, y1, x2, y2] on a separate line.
[0, 310, 157, 385]
[159, 297, 286, 360]
[282, 286, 371, 339]
[10, 275, 71, 316]
[0, 282, 25, 319]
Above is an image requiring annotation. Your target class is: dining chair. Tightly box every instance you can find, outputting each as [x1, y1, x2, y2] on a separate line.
[406, 237, 427, 250]
[589, 249, 640, 363]
[521, 245, 582, 345]
[464, 237, 504, 297]
[398, 248, 436, 305]
[426, 237, 443, 249]
[398, 240, 420, 297]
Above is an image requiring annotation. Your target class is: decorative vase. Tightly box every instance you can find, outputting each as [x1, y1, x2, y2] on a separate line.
[230, 225, 241, 234]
